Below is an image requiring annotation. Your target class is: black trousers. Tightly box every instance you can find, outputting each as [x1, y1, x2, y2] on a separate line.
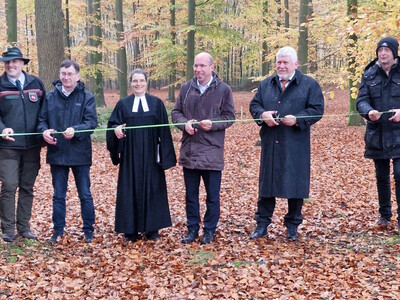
[183, 168, 222, 234]
[254, 197, 303, 228]
[374, 158, 400, 221]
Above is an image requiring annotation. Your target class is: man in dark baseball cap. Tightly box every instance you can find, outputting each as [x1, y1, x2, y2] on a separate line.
[0, 46, 30, 64]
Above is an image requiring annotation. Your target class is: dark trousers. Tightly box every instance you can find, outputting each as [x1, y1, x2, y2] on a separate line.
[254, 197, 303, 228]
[51, 165, 95, 235]
[374, 158, 400, 220]
[183, 168, 222, 234]
[0, 148, 40, 235]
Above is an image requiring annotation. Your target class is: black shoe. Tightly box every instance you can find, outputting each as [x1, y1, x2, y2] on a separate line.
[146, 231, 159, 240]
[2, 233, 16, 243]
[49, 232, 63, 244]
[250, 225, 268, 239]
[19, 231, 38, 240]
[124, 233, 138, 243]
[181, 230, 199, 244]
[201, 231, 214, 245]
[287, 226, 298, 241]
[84, 231, 94, 243]
[374, 217, 391, 229]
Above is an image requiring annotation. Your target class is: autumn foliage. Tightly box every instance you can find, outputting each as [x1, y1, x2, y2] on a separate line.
[1, 90, 400, 299]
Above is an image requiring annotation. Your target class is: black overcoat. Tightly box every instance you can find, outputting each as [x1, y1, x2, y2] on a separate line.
[106, 94, 176, 234]
[250, 70, 324, 199]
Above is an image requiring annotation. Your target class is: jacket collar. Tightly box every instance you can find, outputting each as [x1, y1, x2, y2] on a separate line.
[273, 70, 302, 85]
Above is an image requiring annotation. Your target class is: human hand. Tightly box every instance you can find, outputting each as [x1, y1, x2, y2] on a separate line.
[114, 124, 126, 139]
[261, 111, 279, 127]
[43, 129, 57, 145]
[185, 119, 197, 135]
[63, 127, 75, 140]
[281, 115, 297, 126]
[1, 128, 15, 142]
[199, 119, 212, 131]
[389, 109, 400, 122]
[368, 110, 382, 121]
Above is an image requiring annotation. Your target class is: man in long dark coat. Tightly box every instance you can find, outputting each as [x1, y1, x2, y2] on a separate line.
[249, 46, 324, 241]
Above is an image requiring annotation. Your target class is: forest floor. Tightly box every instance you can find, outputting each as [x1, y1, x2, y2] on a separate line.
[1, 88, 400, 299]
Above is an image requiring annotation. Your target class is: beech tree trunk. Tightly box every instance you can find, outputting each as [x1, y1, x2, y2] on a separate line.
[35, 0, 65, 91]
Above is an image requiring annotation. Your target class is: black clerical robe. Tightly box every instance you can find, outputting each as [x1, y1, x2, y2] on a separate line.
[106, 93, 176, 234]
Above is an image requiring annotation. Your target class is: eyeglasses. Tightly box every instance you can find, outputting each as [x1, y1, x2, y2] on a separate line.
[60, 72, 77, 77]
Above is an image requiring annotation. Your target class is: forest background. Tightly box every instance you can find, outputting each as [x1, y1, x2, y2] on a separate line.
[0, 0, 399, 116]
[0, 0, 400, 299]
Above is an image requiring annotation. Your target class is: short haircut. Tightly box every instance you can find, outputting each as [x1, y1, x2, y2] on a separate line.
[129, 68, 147, 82]
[60, 59, 80, 72]
[276, 46, 298, 62]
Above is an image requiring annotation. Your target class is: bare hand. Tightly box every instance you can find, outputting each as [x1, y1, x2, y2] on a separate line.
[114, 124, 126, 139]
[43, 129, 57, 145]
[185, 119, 197, 135]
[199, 119, 212, 131]
[261, 111, 279, 127]
[369, 110, 382, 121]
[1, 128, 15, 142]
[389, 109, 400, 122]
[63, 127, 75, 140]
[281, 115, 297, 126]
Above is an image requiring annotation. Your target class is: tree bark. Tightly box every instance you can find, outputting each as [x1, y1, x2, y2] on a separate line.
[168, 0, 176, 102]
[186, 0, 195, 80]
[6, 0, 17, 44]
[347, 0, 364, 126]
[115, 0, 128, 98]
[262, 0, 269, 76]
[298, 0, 309, 74]
[65, 0, 71, 58]
[86, 0, 105, 107]
[34, 0, 65, 91]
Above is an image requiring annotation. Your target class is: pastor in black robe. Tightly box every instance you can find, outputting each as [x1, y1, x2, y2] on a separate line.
[106, 93, 176, 235]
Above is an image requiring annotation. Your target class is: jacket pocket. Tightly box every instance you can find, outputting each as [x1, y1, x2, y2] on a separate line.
[366, 79, 382, 98]
[365, 122, 382, 150]
[392, 75, 400, 97]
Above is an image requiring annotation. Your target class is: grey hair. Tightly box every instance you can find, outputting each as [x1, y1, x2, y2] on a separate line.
[129, 68, 147, 82]
[276, 46, 298, 62]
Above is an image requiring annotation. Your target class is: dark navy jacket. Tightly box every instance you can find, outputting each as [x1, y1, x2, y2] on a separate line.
[37, 80, 98, 166]
[357, 58, 400, 159]
[0, 71, 45, 150]
[250, 70, 324, 199]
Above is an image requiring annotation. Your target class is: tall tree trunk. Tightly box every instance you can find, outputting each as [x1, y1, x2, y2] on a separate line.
[262, 0, 269, 76]
[87, 0, 105, 107]
[298, 0, 309, 73]
[65, 0, 71, 58]
[284, 0, 289, 29]
[186, 0, 195, 80]
[6, 0, 17, 44]
[347, 0, 364, 126]
[168, 0, 176, 102]
[35, 0, 65, 91]
[115, 0, 128, 98]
